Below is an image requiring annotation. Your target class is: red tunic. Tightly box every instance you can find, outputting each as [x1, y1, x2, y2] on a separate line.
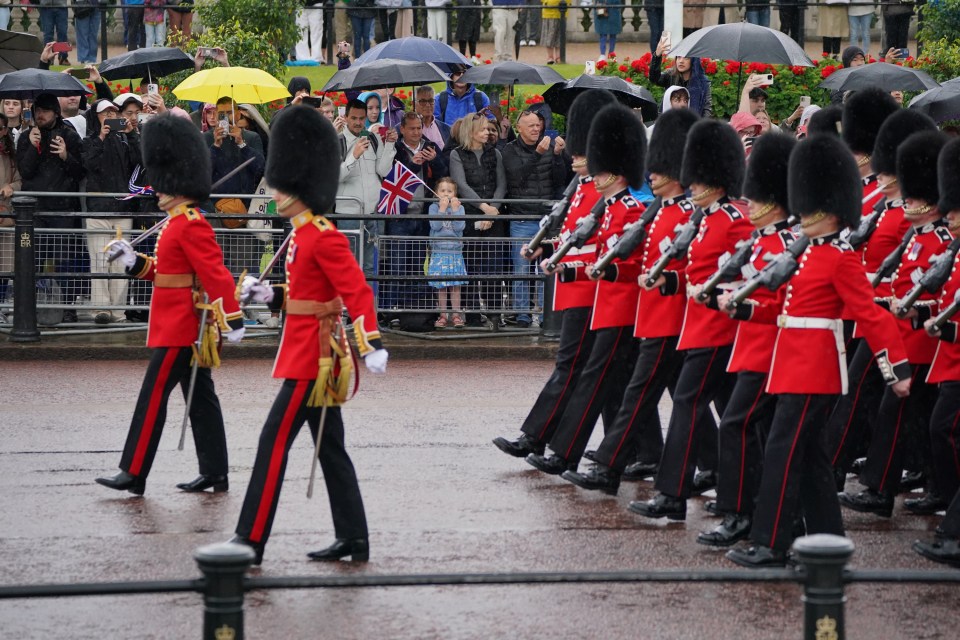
[634, 196, 694, 339]
[861, 199, 910, 300]
[889, 221, 954, 364]
[727, 222, 795, 374]
[552, 177, 603, 311]
[928, 252, 960, 384]
[862, 175, 884, 218]
[129, 204, 243, 348]
[270, 211, 382, 380]
[747, 234, 910, 395]
[590, 191, 645, 330]
[677, 198, 754, 350]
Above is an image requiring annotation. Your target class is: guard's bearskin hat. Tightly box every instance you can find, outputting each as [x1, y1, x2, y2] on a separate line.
[938, 138, 960, 214]
[841, 87, 899, 155]
[897, 131, 948, 206]
[566, 89, 617, 157]
[267, 105, 340, 214]
[743, 133, 796, 211]
[647, 108, 699, 183]
[586, 103, 647, 189]
[807, 105, 842, 138]
[871, 109, 936, 176]
[142, 113, 211, 202]
[680, 119, 745, 197]
[789, 135, 861, 229]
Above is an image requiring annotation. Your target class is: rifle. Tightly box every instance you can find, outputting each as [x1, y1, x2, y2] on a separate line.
[725, 235, 811, 310]
[588, 197, 663, 279]
[895, 237, 960, 318]
[844, 187, 885, 249]
[524, 176, 580, 258]
[642, 206, 706, 289]
[870, 227, 917, 288]
[927, 290, 960, 335]
[696, 236, 755, 303]
[541, 197, 606, 273]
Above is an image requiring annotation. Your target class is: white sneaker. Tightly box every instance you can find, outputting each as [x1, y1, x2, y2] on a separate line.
[528, 40, 537, 46]
[520, 39, 528, 46]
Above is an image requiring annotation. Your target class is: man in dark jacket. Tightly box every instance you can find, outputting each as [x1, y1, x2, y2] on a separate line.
[17, 92, 86, 322]
[501, 109, 570, 327]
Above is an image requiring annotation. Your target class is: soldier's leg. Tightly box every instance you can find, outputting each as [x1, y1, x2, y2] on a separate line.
[826, 340, 882, 471]
[182, 365, 228, 478]
[799, 418, 845, 539]
[929, 382, 960, 501]
[311, 406, 368, 540]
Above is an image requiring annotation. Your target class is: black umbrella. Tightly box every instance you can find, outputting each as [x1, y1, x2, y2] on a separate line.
[668, 22, 813, 67]
[353, 36, 471, 74]
[0, 29, 43, 74]
[459, 61, 565, 87]
[543, 74, 658, 122]
[98, 46, 195, 82]
[0, 68, 90, 99]
[321, 59, 449, 91]
[820, 62, 941, 92]
[909, 78, 960, 122]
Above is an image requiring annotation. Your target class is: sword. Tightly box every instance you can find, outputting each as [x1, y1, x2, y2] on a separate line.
[306, 320, 344, 499]
[240, 232, 293, 307]
[179, 292, 210, 451]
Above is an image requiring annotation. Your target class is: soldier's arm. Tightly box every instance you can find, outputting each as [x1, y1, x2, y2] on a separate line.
[182, 218, 244, 331]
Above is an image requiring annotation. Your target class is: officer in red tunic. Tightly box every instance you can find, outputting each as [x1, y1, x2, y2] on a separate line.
[631, 119, 754, 520]
[94, 114, 245, 496]
[914, 137, 960, 567]
[492, 89, 615, 460]
[230, 106, 387, 565]
[726, 135, 911, 568]
[840, 131, 953, 517]
[525, 102, 646, 476]
[698, 134, 797, 547]
[559, 107, 700, 494]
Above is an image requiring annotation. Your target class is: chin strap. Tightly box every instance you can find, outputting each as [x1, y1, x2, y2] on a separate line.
[801, 211, 828, 228]
[691, 187, 717, 204]
[749, 202, 775, 222]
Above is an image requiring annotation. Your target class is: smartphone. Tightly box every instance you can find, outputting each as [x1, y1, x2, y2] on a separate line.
[67, 67, 90, 79]
[337, 106, 346, 118]
[147, 83, 159, 96]
[198, 47, 219, 58]
[301, 96, 323, 108]
[358, 129, 372, 138]
[21, 108, 32, 127]
[758, 73, 774, 86]
[584, 60, 596, 75]
[799, 95, 811, 108]
[52, 42, 72, 54]
[103, 118, 127, 131]
[897, 48, 910, 58]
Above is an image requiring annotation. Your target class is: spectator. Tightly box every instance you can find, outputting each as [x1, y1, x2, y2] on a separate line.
[124, 0, 146, 51]
[661, 85, 690, 112]
[730, 111, 762, 157]
[519, 0, 541, 47]
[347, 0, 377, 56]
[883, 1, 913, 55]
[848, 1, 874, 52]
[428, 177, 467, 328]
[890, 90, 904, 106]
[296, 1, 326, 64]
[501, 109, 568, 327]
[16, 92, 85, 322]
[376, 88, 405, 128]
[649, 41, 713, 117]
[780, 98, 810, 135]
[237, 104, 270, 156]
[737, 76, 769, 115]
[594, 0, 622, 56]
[455, 0, 481, 58]
[320, 97, 347, 133]
[38, 1, 69, 64]
[490, 0, 518, 61]
[359, 91, 383, 127]
[683, 0, 704, 38]
[705, 0, 739, 25]
[143, 0, 166, 48]
[3, 100, 22, 145]
[286, 76, 312, 105]
[541, 0, 561, 64]
[487, 116, 512, 152]
[829, 46, 865, 105]
[745, 0, 771, 26]
[337, 98, 398, 276]
[376, 0, 401, 42]
[0, 113, 22, 307]
[82, 99, 141, 325]
[756, 110, 773, 134]
[434, 69, 491, 127]
[414, 85, 451, 150]
[778, 1, 802, 41]
[819, 0, 848, 57]
[448, 113, 507, 327]
[644, 0, 664, 53]
[425, 0, 449, 43]
[74, 0, 101, 64]
[200, 103, 217, 132]
[167, 0, 194, 44]
[0, 2, 10, 31]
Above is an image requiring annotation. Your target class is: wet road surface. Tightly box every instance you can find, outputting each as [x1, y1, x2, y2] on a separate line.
[1, 359, 958, 639]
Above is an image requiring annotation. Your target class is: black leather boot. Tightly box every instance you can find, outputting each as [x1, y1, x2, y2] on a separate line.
[904, 493, 949, 515]
[697, 513, 752, 547]
[622, 460, 658, 481]
[839, 488, 894, 517]
[176, 475, 228, 493]
[492, 434, 545, 458]
[307, 538, 369, 562]
[525, 453, 572, 475]
[228, 535, 264, 565]
[726, 544, 787, 568]
[628, 493, 687, 520]
[561, 463, 621, 495]
[95, 471, 145, 496]
[690, 470, 718, 496]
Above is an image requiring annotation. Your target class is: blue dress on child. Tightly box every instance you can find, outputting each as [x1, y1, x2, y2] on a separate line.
[428, 203, 468, 288]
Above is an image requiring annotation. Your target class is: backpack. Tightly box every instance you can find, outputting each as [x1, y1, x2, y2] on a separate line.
[438, 90, 484, 123]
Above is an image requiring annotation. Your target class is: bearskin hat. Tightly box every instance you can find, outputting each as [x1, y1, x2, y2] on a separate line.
[841, 87, 899, 155]
[807, 105, 842, 138]
[565, 89, 617, 157]
[680, 119, 745, 197]
[938, 138, 960, 214]
[586, 103, 647, 189]
[647, 108, 699, 183]
[897, 131, 948, 206]
[789, 135, 861, 229]
[266, 105, 340, 214]
[871, 110, 937, 176]
[743, 133, 796, 211]
[142, 114, 211, 202]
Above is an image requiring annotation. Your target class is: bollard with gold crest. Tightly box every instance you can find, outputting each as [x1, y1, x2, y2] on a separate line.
[793, 534, 855, 640]
[195, 542, 254, 640]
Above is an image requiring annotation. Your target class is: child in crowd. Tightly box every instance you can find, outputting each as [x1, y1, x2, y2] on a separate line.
[428, 177, 467, 328]
[144, 0, 167, 48]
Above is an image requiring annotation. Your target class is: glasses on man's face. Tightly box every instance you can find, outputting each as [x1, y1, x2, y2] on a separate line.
[417, 99, 433, 105]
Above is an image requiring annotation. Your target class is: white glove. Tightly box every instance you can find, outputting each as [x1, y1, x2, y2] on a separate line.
[240, 275, 274, 304]
[224, 326, 245, 343]
[105, 239, 136, 269]
[364, 348, 388, 374]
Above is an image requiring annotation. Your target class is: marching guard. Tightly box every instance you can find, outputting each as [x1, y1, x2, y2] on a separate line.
[231, 106, 388, 565]
[95, 114, 245, 496]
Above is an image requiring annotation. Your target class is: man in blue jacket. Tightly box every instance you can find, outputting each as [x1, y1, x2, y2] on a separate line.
[433, 69, 492, 127]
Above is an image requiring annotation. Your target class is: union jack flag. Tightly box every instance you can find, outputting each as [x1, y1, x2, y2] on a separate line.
[377, 161, 425, 216]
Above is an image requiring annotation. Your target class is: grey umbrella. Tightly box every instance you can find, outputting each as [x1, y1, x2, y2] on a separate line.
[0, 29, 43, 74]
[543, 74, 658, 122]
[908, 77, 960, 122]
[353, 36, 471, 74]
[668, 22, 813, 67]
[98, 47, 195, 82]
[321, 59, 449, 92]
[819, 63, 940, 92]
[0, 68, 90, 99]
[459, 61, 565, 87]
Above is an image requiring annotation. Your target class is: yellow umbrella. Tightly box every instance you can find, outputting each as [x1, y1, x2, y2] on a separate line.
[172, 66, 290, 105]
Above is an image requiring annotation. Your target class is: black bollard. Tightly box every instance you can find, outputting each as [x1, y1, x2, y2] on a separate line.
[99, 8, 108, 63]
[195, 542, 255, 640]
[540, 275, 561, 341]
[559, 2, 568, 64]
[792, 534, 855, 640]
[10, 197, 39, 343]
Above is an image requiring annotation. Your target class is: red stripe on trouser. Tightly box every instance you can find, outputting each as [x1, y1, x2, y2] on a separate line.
[562, 327, 625, 460]
[676, 348, 720, 496]
[877, 395, 908, 494]
[609, 339, 667, 463]
[538, 314, 592, 440]
[129, 348, 181, 476]
[831, 358, 873, 466]
[769, 396, 812, 550]
[251, 380, 310, 542]
[736, 382, 765, 513]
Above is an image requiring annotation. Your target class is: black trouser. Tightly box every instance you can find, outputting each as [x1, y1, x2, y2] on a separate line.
[654, 345, 734, 499]
[822, 36, 842, 56]
[940, 489, 960, 538]
[520, 306, 596, 443]
[379, 8, 398, 41]
[930, 382, 960, 500]
[861, 365, 937, 495]
[751, 394, 844, 552]
[826, 340, 884, 472]
[884, 13, 912, 50]
[547, 326, 638, 464]
[119, 347, 227, 479]
[778, 3, 801, 42]
[236, 379, 367, 546]
[716, 371, 777, 515]
[594, 336, 684, 471]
